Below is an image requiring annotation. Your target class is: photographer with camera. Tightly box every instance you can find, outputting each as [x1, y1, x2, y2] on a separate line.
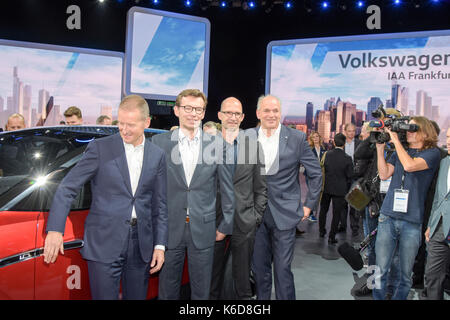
[373, 116, 441, 300]
[352, 118, 400, 297]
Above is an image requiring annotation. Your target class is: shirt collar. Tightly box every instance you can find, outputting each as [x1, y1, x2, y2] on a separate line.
[123, 135, 145, 150]
[260, 122, 281, 140]
[178, 128, 201, 144]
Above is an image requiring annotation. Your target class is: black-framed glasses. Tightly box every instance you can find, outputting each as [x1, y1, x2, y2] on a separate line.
[220, 111, 243, 118]
[179, 105, 205, 114]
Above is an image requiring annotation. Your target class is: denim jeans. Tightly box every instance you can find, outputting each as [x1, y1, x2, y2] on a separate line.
[372, 214, 422, 300]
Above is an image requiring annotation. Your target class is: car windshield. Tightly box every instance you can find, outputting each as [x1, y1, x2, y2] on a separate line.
[0, 127, 109, 199]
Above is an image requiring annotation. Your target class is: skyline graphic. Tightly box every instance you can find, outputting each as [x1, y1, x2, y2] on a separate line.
[0, 42, 123, 129]
[268, 33, 450, 146]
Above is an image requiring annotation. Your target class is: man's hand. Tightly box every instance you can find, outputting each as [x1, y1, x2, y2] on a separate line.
[43, 231, 64, 264]
[425, 227, 431, 242]
[301, 206, 312, 222]
[150, 249, 165, 274]
[216, 230, 226, 241]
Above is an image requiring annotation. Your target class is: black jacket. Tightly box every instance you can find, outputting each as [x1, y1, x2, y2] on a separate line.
[323, 148, 354, 196]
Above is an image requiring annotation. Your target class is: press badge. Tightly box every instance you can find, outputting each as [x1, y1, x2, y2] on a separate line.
[380, 178, 391, 194]
[393, 189, 409, 213]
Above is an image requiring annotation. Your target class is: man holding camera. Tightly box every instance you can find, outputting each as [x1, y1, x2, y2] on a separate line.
[373, 116, 441, 300]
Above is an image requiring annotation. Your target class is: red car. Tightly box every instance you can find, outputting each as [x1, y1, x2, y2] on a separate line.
[0, 126, 189, 300]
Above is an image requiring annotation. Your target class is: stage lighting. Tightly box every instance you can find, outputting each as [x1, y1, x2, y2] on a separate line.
[394, 0, 401, 5]
[357, 1, 364, 8]
[249, 1, 256, 8]
[285, 1, 292, 9]
[322, 1, 329, 8]
[220, 1, 227, 7]
[185, 0, 192, 6]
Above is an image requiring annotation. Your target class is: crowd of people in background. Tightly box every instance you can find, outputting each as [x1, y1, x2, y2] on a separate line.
[2, 91, 449, 301]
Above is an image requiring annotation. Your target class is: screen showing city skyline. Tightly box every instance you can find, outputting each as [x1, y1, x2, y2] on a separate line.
[125, 7, 210, 101]
[266, 30, 450, 146]
[0, 39, 123, 129]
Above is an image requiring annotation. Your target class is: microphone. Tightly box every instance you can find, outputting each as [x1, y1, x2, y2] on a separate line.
[337, 228, 377, 271]
[368, 120, 385, 128]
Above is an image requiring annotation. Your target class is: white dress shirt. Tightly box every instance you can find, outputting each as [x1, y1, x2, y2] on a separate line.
[345, 139, 355, 161]
[178, 129, 201, 217]
[124, 136, 165, 251]
[178, 128, 201, 186]
[258, 123, 281, 174]
[123, 138, 145, 220]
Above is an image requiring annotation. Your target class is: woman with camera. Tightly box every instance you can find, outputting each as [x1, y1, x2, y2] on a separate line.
[372, 116, 441, 300]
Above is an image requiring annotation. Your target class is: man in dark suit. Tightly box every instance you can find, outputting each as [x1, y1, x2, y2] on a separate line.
[341, 123, 361, 236]
[210, 97, 268, 300]
[43, 95, 168, 300]
[152, 89, 235, 300]
[250, 95, 322, 300]
[318, 133, 354, 244]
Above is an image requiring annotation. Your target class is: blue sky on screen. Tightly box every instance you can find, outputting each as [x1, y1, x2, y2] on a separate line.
[131, 12, 205, 96]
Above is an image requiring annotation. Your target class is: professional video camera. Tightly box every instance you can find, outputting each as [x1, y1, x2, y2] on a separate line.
[368, 105, 419, 144]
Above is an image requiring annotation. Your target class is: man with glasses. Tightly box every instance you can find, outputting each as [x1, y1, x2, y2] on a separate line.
[152, 89, 235, 300]
[210, 97, 267, 299]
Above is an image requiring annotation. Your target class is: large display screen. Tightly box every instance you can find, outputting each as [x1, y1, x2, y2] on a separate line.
[0, 39, 123, 129]
[125, 7, 211, 101]
[266, 30, 450, 146]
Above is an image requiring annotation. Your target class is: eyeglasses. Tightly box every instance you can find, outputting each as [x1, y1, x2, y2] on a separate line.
[178, 105, 205, 114]
[220, 111, 243, 118]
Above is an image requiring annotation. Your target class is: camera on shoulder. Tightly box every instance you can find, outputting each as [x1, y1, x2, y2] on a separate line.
[368, 105, 418, 145]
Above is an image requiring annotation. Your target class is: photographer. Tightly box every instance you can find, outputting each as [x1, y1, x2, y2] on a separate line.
[373, 116, 441, 300]
[353, 120, 399, 297]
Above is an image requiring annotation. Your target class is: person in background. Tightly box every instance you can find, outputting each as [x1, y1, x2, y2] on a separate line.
[306, 131, 327, 222]
[318, 133, 354, 244]
[341, 123, 361, 237]
[5, 113, 26, 131]
[96, 115, 112, 125]
[203, 121, 219, 136]
[64, 106, 83, 125]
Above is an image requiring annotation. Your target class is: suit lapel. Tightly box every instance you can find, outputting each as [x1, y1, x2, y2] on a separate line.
[440, 157, 450, 198]
[171, 129, 188, 187]
[113, 134, 133, 196]
[189, 130, 206, 185]
[135, 138, 151, 195]
[278, 124, 289, 161]
[234, 132, 247, 180]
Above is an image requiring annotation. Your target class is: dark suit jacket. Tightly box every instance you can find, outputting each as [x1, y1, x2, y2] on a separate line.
[152, 129, 235, 250]
[311, 145, 327, 162]
[323, 147, 354, 197]
[46, 133, 168, 264]
[248, 125, 323, 230]
[216, 131, 268, 234]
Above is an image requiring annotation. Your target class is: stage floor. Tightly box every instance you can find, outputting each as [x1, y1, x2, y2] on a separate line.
[278, 173, 440, 300]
